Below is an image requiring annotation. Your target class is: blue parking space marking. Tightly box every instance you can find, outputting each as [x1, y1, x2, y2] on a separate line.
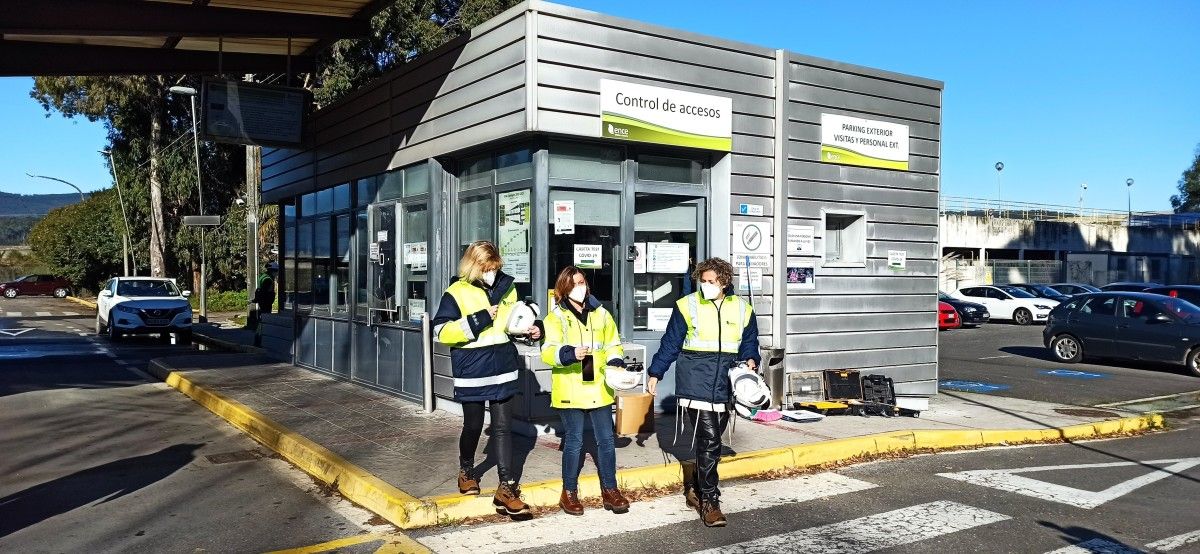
[1040, 369, 1106, 379]
[938, 379, 1011, 393]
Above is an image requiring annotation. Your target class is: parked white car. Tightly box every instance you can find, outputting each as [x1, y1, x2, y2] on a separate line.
[96, 277, 193, 342]
[953, 285, 1059, 325]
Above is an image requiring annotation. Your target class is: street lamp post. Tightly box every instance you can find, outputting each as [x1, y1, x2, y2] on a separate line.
[101, 150, 138, 276]
[1126, 178, 1134, 221]
[995, 162, 1004, 204]
[169, 85, 208, 323]
[25, 173, 85, 203]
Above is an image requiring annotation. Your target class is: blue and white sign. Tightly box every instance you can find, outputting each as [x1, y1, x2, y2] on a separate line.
[1039, 369, 1106, 379]
[739, 203, 764, 216]
[939, 380, 1010, 393]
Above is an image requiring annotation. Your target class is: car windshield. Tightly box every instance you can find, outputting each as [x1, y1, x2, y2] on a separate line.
[1162, 298, 1200, 323]
[1032, 285, 1061, 296]
[998, 286, 1036, 299]
[117, 280, 181, 297]
[15, 275, 34, 282]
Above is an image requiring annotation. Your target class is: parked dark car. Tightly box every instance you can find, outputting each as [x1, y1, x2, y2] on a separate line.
[1008, 283, 1071, 304]
[1144, 285, 1200, 306]
[1101, 282, 1162, 292]
[938, 291, 990, 327]
[1043, 292, 1200, 376]
[1047, 283, 1102, 297]
[0, 274, 74, 299]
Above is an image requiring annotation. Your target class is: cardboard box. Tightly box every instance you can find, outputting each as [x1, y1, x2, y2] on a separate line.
[615, 391, 655, 436]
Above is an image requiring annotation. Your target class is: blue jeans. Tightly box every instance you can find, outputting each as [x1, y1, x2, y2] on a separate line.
[557, 407, 618, 491]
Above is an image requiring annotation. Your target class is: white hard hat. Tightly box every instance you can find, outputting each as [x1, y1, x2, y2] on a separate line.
[604, 366, 644, 391]
[506, 300, 540, 334]
[729, 363, 771, 411]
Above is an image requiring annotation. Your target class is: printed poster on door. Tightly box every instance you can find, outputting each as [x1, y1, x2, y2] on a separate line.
[820, 113, 910, 171]
[403, 242, 427, 271]
[646, 242, 689, 274]
[553, 200, 575, 235]
[499, 189, 531, 282]
[574, 244, 602, 269]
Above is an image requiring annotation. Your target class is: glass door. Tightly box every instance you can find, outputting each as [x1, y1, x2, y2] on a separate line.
[624, 193, 705, 340]
[546, 189, 622, 313]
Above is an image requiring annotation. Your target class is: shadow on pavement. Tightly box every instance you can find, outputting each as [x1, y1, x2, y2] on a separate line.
[999, 346, 1193, 376]
[0, 443, 202, 538]
[1037, 520, 1144, 552]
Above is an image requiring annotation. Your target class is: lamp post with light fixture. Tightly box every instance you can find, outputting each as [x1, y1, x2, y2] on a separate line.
[168, 85, 209, 322]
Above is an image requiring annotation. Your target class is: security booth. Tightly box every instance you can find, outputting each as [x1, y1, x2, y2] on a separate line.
[262, 0, 943, 417]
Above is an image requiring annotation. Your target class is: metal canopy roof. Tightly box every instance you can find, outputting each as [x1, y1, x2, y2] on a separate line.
[0, 0, 385, 76]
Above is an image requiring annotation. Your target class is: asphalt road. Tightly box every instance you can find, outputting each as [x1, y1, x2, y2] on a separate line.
[938, 322, 1200, 406]
[0, 296, 396, 553]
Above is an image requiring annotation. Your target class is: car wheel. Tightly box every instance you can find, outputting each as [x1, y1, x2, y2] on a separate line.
[1187, 348, 1200, 378]
[1013, 308, 1033, 326]
[3, 288, 17, 298]
[107, 312, 122, 341]
[176, 330, 192, 345]
[1051, 334, 1084, 363]
[53, 287, 69, 298]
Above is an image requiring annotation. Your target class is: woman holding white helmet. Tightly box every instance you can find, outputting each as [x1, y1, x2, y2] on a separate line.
[540, 266, 631, 516]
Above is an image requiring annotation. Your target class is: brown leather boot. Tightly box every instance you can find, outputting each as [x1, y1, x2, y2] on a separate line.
[685, 488, 700, 510]
[699, 499, 727, 527]
[601, 488, 630, 514]
[493, 481, 531, 516]
[457, 469, 480, 495]
[559, 489, 584, 516]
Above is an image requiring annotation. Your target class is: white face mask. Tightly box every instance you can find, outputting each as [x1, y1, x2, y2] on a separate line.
[700, 282, 722, 300]
[481, 270, 497, 286]
[568, 285, 588, 303]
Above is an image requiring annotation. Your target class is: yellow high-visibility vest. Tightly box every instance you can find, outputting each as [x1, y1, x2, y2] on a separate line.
[540, 304, 624, 409]
[677, 292, 753, 353]
[436, 279, 517, 349]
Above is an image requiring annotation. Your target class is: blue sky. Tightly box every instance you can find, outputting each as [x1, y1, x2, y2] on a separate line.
[1, 0, 1197, 211]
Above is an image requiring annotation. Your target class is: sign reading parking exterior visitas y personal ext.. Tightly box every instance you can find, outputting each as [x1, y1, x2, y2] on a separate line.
[820, 113, 910, 170]
[600, 80, 733, 151]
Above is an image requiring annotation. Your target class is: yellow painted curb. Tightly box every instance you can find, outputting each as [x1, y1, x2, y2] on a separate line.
[66, 296, 97, 310]
[150, 354, 1165, 530]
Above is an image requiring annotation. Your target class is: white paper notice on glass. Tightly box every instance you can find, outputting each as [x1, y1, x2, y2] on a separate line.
[787, 225, 815, 255]
[633, 242, 647, 274]
[888, 250, 907, 270]
[553, 200, 575, 235]
[646, 242, 690, 274]
[407, 298, 426, 323]
[502, 253, 530, 282]
[737, 268, 764, 292]
[647, 308, 673, 331]
[368, 242, 380, 261]
[376, 230, 388, 242]
[574, 244, 602, 269]
[403, 242, 428, 266]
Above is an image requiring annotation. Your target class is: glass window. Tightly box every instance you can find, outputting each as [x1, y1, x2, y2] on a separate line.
[460, 156, 494, 190]
[1121, 298, 1166, 322]
[548, 190, 620, 314]
[497, 148, 533, 183]
[824, 212, 866, 265]
[283, 223, 296, 309]
[316, 188, 333, 215]
[1081, 296, 1118, 317]
[370, 204, 398, 323]
[401, 204, 429, 323]
[283, 204, 296, 219]
[312, 218, 331, 314]
[355, 209, 369, 317]
[637, 155, 702, 184]
[405, 163, 431, 197]
[334, 214, 351, 315]
[296, 221, 313, 310]
[634, 194, 700, 330]
[333, 184, 351, 212]
[300, 193, 315, 218]
[549, 141, 622, 182]
[378, 169, 403, 201]
[459, 194, 495, 255]
[356, 177, 376, 208]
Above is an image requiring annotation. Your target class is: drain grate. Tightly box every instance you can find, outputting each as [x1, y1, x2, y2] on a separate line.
[1054, 408, 1121, 418]
[205, 449, 264, 465]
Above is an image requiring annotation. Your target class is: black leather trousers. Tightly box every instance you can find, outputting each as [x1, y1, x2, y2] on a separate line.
[460, 395, 515, 483]
[687, 408, 730, 502]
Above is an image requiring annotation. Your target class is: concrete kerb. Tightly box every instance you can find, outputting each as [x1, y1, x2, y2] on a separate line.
[145, 353, 1167, 529]
[66, 296, 97, 310]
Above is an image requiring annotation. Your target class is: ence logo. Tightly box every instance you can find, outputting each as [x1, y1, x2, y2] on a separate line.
[606, 123, 629, 137]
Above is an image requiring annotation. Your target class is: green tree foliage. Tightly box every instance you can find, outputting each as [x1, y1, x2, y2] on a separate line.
[27, 190, 123, 292]
[312, 0, 521, 107]
[1170, 144, 1200, 213]
[0, 192, 81, 216]
[0, 216, 41, 246]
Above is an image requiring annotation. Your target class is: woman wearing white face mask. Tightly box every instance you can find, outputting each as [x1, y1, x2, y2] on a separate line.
[646, 257, 760, 527]
[540, 266, 630, 516]
[432, 241, 543, 516]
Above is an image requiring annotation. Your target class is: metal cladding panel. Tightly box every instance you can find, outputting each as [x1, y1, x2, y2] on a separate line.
[262, 11, 528, 201]
[783, 52, 941, 388]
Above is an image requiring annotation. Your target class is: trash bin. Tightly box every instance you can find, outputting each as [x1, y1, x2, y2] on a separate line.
[762, 347, 786, 408]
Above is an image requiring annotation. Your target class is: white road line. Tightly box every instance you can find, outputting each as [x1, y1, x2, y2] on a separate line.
[1095, 390, 1200, 408]
[418, 473, 877, 553]
[77, 332, 88, 336]
[7, 311, 21, 317]
[63, 311, 79, 316]
[693, 501, 1010, 554]
[1043, 538, 1141, 554]
[35, 311, 51, 316]
[1147, 529, 1200, 551]
[977, 355, 1013, 360]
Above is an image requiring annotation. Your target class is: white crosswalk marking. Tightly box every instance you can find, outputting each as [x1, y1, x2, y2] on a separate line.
[417, 473, 877, 554]
[694, 501, 1010, 554]
[36, 311, 51, 316]
[63, 311, 79, 316]
[1147, 529, 1200, 551]
[1043, 538, 1141, 554]
[6, 312, 22, 317]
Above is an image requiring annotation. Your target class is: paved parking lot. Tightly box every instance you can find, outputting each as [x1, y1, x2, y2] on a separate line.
[938, 322, 1200, 407]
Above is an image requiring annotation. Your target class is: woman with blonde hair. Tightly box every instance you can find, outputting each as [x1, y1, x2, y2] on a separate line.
[540, 266, 630, 516]
[432, 241, 542, 516]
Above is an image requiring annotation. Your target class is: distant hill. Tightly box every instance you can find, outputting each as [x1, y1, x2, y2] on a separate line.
[0, 191, 83, 216]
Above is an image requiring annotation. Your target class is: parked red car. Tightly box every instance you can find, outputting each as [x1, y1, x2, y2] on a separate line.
[938, 300, 961, 330]
[0, 274, 74, 299]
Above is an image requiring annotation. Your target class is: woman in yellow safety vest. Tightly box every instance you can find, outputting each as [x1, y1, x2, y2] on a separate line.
[540, 266, 631, 516]
[431, 241, 542, 517]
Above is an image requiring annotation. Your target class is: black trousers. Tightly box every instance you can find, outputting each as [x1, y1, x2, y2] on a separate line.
[459, 395, 515, 483]
[687, 408, 730, 502]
